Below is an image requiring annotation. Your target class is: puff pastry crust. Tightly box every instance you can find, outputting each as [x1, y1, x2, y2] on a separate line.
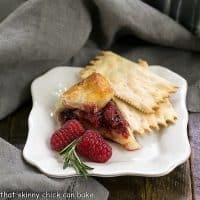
[55, 72, 114, 115]
[100, 127, 140, 150]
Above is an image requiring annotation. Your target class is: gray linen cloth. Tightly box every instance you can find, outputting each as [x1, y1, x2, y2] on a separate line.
[0, 0, 200, 198]
[142, 0, 200, 36]
[0, 138, 108, 200]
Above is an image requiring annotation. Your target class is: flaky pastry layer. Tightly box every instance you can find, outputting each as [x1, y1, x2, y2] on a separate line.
[55, 73, 114, 114]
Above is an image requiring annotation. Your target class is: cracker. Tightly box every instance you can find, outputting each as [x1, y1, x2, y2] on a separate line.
[80, 51, 177, 113]
[114, 97, 177, 135]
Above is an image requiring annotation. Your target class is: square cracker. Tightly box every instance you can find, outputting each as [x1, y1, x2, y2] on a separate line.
[80, 51, 177, 113]
[113, 97, 177, 135]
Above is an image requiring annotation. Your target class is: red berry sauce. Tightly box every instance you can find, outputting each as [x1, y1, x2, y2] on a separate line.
[59, 100, 129, 137]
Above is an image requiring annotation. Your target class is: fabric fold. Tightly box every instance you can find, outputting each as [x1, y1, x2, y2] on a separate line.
[0, 0, 91, 119]
[91, 0, 200, 50]
[0, 138, 109, 200]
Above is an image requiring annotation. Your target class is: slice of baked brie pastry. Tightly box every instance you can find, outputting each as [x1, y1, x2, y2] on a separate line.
[55, 73, 140, 150]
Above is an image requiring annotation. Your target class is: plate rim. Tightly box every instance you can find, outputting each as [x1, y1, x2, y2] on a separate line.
[23, 66, 191, 178]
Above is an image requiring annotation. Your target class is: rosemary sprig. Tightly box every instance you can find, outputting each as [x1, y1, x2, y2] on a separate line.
[59, 138, 93, 177]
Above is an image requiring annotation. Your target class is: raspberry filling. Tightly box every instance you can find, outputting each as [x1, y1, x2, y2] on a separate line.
[59, 100, 129, 137]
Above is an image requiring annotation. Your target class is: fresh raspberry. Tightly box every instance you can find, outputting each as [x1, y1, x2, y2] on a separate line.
[50, 119, 85, 151]
[103, 100, 127, 129]
[76, 130, 112, 163]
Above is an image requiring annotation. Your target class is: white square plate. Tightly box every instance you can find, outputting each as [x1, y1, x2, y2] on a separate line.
[23, 66, 191, 178]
